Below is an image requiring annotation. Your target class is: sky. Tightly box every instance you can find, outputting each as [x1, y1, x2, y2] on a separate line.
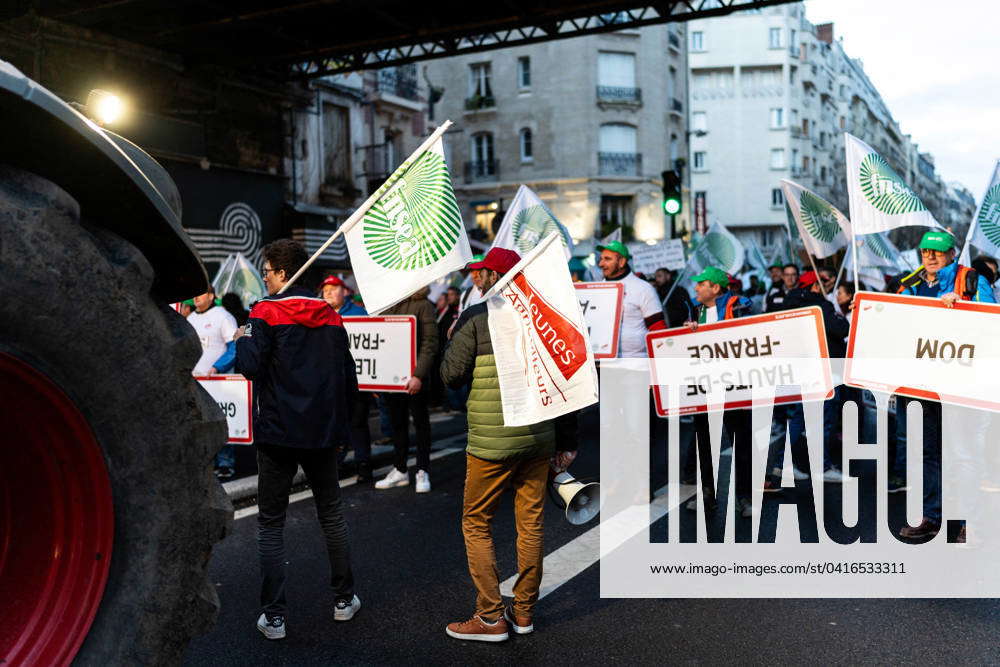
[805, 0, 999, 199]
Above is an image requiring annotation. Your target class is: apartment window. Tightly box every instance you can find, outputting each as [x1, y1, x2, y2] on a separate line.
[771, 188, 784, 207]
[670, 134, 679, 163]
[321, 102, 351, 185]
[691, 31, 704, 51]
[667, 66, 677, 101]
[472, 201, 499, 237]
[821, 165, 828, 182]
[792, 148, 799, 169]
[770, 107, 785, 128]
[769, 27, 783, 48]
[692, 111, 707, 132]
[790, 29, 797, 48]
[468, 63, 493, 98]
[791, 109, 799, 126]
[469, 132, 496, 180]
[761, 228, 775, 247]
[519, 128, 533, 162]
[599, 123, 640, 176]
[600, 195, 634, 231]
[840, 116, 846, 129]
[802, 118, 810, 137]
[517, 57, 531, 89]
[803, 155, 811, 171]
[819, 131, 827, 148]
[770, 148, 786, 169]
[693, 151, 707, 170]
[598, 51, 637, 89]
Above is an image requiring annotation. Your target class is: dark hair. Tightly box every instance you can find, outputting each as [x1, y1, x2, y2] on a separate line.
[262, 239, 309, 284]
[839, 282, 857, 296]
[972, 257, 997, 285]
[221, 292, 249, 326]
[782, 263, 799, 273]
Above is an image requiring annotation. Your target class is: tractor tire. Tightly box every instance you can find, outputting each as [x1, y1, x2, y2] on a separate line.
[0, 165, 232, 665]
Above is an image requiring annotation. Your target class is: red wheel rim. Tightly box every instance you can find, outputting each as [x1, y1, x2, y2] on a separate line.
[0, 352, 114, 666]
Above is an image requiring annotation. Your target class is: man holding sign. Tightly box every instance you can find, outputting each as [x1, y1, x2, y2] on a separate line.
[890, 230, 994, 539]
[683, 267, 756, 516]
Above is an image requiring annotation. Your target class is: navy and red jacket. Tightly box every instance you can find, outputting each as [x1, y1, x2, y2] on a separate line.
[235, 286, 358, 449]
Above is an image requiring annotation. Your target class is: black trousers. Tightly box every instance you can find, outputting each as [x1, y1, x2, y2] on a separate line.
[386, 390, 431, 472]
[349, 392, 372, 464]
[692, 409, 753, 502]
[256, 443, 354, 616]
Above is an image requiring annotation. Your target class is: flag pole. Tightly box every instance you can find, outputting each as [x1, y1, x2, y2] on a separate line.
[278, 120, 454, 294]
[831, 251, 848, 294]
[850, 232, 860, 293]
[804, 250, 827, 296]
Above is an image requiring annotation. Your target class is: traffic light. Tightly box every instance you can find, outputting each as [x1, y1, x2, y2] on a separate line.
[661, 169, 682, 215]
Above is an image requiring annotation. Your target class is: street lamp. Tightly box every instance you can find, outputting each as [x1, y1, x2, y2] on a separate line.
[85, 89, 126, 126]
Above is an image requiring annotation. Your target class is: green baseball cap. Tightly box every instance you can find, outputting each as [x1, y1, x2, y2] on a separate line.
[596, 240, 631, 259]
[691, 266, 729, 290]
[918, 230, 955, 252]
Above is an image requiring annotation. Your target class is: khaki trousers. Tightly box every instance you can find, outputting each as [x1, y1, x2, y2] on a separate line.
[462, 453, 549, 622]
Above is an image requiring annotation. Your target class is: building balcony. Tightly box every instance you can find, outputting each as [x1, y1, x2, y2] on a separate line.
[598, 152, 642, 177]
[596, 86, 642, 106]
[464, 159, 499, 183]
[464, 94, 496, 111]
[375, 68, 419, 100]
[668, 32, 681, 51]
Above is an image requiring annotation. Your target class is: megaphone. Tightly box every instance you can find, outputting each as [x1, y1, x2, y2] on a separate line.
[550, 471, 601, 525]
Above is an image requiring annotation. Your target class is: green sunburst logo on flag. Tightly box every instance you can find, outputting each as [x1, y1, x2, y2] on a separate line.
[979, 183, 1000, 246]
[799, 191, 840, 242]
[859, 153, 927, 215]
[362, 150, 463, 270]
[511, 204, 567, 255]
[865, 233, 892, 261]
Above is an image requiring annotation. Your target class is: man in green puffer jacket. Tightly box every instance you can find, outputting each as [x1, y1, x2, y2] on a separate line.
[440, 247, 577, 644]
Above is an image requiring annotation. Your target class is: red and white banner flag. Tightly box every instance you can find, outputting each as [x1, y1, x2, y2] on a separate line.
[486, 233, 599, 427]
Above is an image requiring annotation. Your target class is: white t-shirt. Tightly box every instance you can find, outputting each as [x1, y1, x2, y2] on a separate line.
[188, 306, 238, 375]
[617, 272, 663, 358]
[703, 306, 719, 324]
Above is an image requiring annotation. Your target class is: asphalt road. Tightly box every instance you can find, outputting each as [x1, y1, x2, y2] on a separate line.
[185, 406, 1000, 665]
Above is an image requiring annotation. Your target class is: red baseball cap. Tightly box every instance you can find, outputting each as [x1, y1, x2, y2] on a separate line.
[322, 275, 346, 288]
[466, 247, 522, 275]
[798, 270, 819, 288]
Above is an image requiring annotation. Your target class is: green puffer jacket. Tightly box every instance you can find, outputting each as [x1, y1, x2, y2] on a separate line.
[440, 302, 555, 461]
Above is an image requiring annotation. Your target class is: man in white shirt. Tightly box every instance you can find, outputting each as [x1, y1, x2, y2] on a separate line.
[596, 240, 665, 357]
[188, 285, 239, 478]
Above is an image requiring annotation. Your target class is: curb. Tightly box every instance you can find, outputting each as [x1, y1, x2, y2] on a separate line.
[222, 410, 466, 502]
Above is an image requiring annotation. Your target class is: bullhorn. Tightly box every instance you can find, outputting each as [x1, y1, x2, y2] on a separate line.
[550, 472, 601, 525]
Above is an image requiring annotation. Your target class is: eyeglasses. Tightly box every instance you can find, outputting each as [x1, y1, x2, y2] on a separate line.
[919, 249, 947, 257]
[261, 267, 280, 278]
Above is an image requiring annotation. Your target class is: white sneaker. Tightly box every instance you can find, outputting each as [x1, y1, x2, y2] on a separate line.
[334, 594, 361, 621]
[823, 467, 845, 482]
[375, 467, 409, 489]
[415, 469, 431, 493]
[792, 467, 810, 481]
[256, 613, 286, 640]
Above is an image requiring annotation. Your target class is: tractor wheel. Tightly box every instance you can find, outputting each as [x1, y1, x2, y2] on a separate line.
[0, 165, 232, 665]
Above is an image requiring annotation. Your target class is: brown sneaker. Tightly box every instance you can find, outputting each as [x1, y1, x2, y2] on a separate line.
[445, 616, 509, 642]
[899, 518, 940, 539]
[504, 606, 534, 635]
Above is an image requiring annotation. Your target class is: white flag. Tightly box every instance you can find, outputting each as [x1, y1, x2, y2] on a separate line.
[688, 220, 745, 276]
[780, 179, 849, 259]
[486, 233, 598, 427]
[845, 132, 941, 235]
[491, 185, 574, 260]
[959, 160, 1000, 264]
[344, 134, 472, 314]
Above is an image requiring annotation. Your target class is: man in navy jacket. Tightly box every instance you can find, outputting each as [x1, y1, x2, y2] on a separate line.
[235, 239, 360, 640]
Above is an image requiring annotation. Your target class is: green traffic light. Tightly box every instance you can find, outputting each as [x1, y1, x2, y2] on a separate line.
[663, 198, 681, 215]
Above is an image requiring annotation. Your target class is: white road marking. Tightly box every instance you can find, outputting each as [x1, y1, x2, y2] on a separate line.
[499, 446, 733, 599]
[234, 437, 466, 520]
[499, 482, 697, 599]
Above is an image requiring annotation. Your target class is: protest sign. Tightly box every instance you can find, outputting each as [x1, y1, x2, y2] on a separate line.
[487, 234, 599, 427]
[575, 282, 624, 358]
[647, 307, 833, 415]
[845, 292, 1000, 411]
[196, 375, 253, 444]
[343, 316, 416, 392]
[627, 239, 686, 273]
